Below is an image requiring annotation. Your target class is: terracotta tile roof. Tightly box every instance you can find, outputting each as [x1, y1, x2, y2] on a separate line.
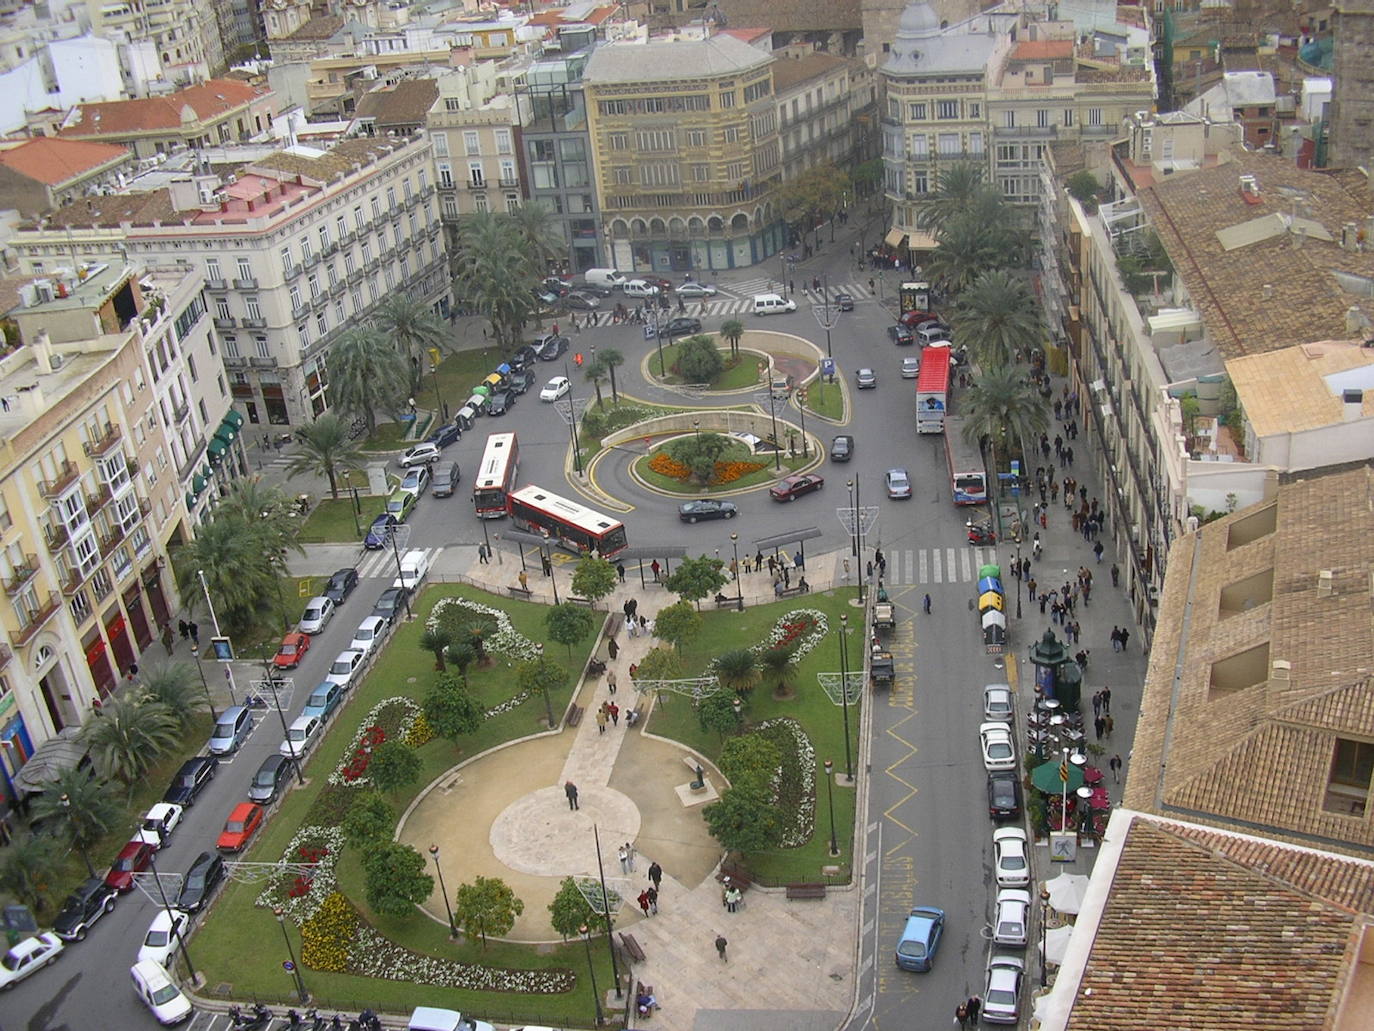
[771, 51, 847, 92]
[713, 0, 859, 32]
[1226, 340, 1374, 438]
[41, 190, 177, 228]
[250, 137, 406, 182]
[354, 79, 440, 128]
[1010, 38, 1074, 61]
[285, 14, 344, 40]
[1124, 462, 1374, 858]
[0, 137, 130, 186]
[61, 79, 269, 138]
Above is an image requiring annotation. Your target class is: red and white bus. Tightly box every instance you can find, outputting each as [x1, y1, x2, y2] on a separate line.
[943, 416, 988, 506]
[508, 485, 629, 558]
[473, 432, 519, 518]
[915, 345, 951, 434]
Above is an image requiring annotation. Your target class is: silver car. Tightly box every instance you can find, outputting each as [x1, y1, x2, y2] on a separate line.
[901, 356, 920, 378]
[982, 954, 1025, 1023]
[983, 683, 1014, 722]
[992, 888, 1030, 947]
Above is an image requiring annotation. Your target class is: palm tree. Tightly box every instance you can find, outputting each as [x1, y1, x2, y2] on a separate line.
[420, 627, 452, 672]
[925, 213, 1006, 297]
[329, 326, 409, 437]
[720, 319, 744, 358]
[172, 516, 282, 634]
[599, 347, 625, 403]
[373, 293, 449, 394]
[759, 646, 798, 698]
[445, 640, 477, 686]
[140, 661, 206, 734]
[507, 202, 564, 273]
[29, 767, 120, 876]
[454, 213, 539, 350]
[960, 363, 1049, 480]
[82, 694, 182, 785]
[286, 414, 364, 500]
[0, 834, 61, 913]
[915, 162, 995, 232]
[713, 648, 760, 696]
[216, 476, 300, 559]
[584, 355, 607, 407]
[953, 270, 1043, 371]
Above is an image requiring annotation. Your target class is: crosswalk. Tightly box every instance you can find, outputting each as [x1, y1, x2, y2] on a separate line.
[877, 546, 1002, 586]
[354, 544, 444, 580]
[680, 280, 881, 317]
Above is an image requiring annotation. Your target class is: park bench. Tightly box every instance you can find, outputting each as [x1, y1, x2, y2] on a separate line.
[618, 931, 646, 963]
[714, 596, 741, 610]
[786, 883, 827, 900]
[507, 585, 532, 599]
[569, 595, 595, 607]
[717, 861, 753, 891]
[565, 704, 584, 728]
[606, 613, 624, 637]
[635, 982, 658, 1020]
[774, 583, 808, 598]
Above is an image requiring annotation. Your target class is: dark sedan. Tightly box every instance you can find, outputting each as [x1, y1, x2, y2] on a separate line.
[372, 586, 410, 626]
[363, 513, 398, 550]
[835, 292, 854, 311]
[888, 323, 915, 345]
[425, 422, 461, 449]
[678, 500, 737, 523]
[830, 435, 854, 462]
[507, 369, 534, 395]
[175, 851, 225, 912]
[987, 771, 1023, 820]
[535, 334, 569, 361]
[659, 317, 702, 337]
[770, 473, 825, 502]
[323, 567, 359, 604]
[162, 755, 219, 807]
[509, 345, 539, 371]
[487, 390, 515, 416]
[52, 877, 118, 941]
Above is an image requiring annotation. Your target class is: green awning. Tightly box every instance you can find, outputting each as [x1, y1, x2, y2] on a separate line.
[223, 409, 245, 429]
[192, 475, 206, 494]
[215, 423, 237, 443]
[202, 463, 213, 480]
[206, 437, 228, 458]
[1031, 759, 1085, 794]
[185, 491, 196, 508]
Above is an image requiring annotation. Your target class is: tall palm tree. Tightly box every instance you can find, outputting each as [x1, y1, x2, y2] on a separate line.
[713, 648, 760, 696]
[960, 363, 1049, 479]
[599, 347, 625, 403]
[140, 661, 206, 734]
[0, 834, 61, 913]
[925, 213, 1006, 297]
[172, 515, 284, 634]
[445, 641, 476, 687]
[759, 646, 798, 698]
[584, 355, 607, 407]
[953, 270, 1043, 371]
[82, 694, 182, 786]
[454, 213, 539, 350]
[719, 319, 744, 358]
[915, 162, 996, 232]
[29, 767, 120, 876]
[420, 628, 452, 672]
[373, 293, 449, 394]
[329, 326, 409, 437]
[507, 202, 564, 273]
[286, 414, 364, 500]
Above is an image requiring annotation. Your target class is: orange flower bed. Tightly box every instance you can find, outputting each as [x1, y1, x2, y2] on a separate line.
[649, 452, 692, 480]
[713, 460, 765, 483]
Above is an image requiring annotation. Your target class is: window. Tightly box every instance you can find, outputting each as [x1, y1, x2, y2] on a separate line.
[245, 296, 262, 320]
[506, 194, 520, 214]
[639, 163, 680, 187]
[1036, 109, 1050, 128]
[888, 97, 901, 120]
[354, 205, 365, 231]
[432, 132, 448, 156]
[344, 249, 355, 275]
[614, 166, 632, 185]
[719, 90, 736, 108]
[1063, 108, 1075, 126]
[468, 162, 485, 186]
[442, 196, 458, 218]
[318, 225, 330, 251]
[686, 129, 706, 147]
[913, 172, 929, 194]
[937, 100, 959, 119]
[308, 273, 320, 300]
[206, 259, 222, 283]
[742, 79, 769, 104]
[316, 311, 328, 336]
[279, 247, 293, 275]
[474, 192, 488, 213]
[969, 132, 984, 155]
[371, 196, 381, 220]
[559, 138, 584, 160]
[968, 102, 981, 119]
[692, 163, 710, 181]
[937, 133, 961, 156]
[499, 160, 516, 183]
[223, 336, 239, 358]
[326, 263, 339, 289]
[724, 160, 746, 180]
[1326, 738, 1374, 813]
[235, 258, 252, 281]
[636, 130, 675, 152]
[1088, 107, 1103, 126]
[463, 131, 480, 155]
[608, 133, 629, 150]
[908, 102, 927, 120]
[1003, 110, 1016, 128]
[255, 335, 271, 359]
[495, 128, 511, 154]
[723, 127, 739, 144]
[438, 162, 453, 187]
[910, 135, 929, 157]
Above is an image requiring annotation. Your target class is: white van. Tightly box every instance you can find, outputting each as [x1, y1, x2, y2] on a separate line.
[622, 279, 660, 298]
[393, 548, 432, 591]
[917, 325, 951, 346]
[407, 1007, 495, 1031]
[584, 268, 627, 289]
[753, 293, 797, 316]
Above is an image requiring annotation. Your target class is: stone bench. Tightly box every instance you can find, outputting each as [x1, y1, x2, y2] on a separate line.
[565, 704, 584, 728]
[618, 931, 646, 963]
[785, 883, 827, 900]
[507, 585, 533, 599]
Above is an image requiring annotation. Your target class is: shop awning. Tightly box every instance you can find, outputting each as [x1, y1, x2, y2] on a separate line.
[192, 474, 207, 494]
[223, 409, 245, 429]
[906, 229, 938, 251]
[13, 728, 90, 798]
[206, 437, 228, 459]
[884, 228, 907, 248]
[215, 421, 238, 443]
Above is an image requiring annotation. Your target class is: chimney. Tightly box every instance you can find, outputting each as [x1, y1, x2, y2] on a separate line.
[1317, 570, 1333, 597]
[1343, 222, 1359, 250]
[32, 328, 56, 374]
[1343, 388, 1364, 421]
[17, 383, 46, 417]
[1262, 283, 1273, 299]
[1345, 306, 1367, 335]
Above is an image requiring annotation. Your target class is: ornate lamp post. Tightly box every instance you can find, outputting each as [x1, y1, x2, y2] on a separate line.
[1039, 886, 1052, 987]
[730, 533, 743, 611]
[580, 923, 604, 1027]
[823, 759, 838, 856]
[428, 845, 458, 939]
[838, 615, 854, 782]
[59, 794, 94, 877]
[273, 906, 309, 1004]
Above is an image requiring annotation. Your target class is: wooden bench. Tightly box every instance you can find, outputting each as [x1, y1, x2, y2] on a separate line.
[606, 613, 624, 638]
[568, 595, 595, 607]
[714, 596, 741, 609]
[565, 704, 584, 728]
[716, 861, 753, 891]
[774, 584, 808, 598]
[634, 982, 658, 1020]
[786, 883, 827, 900]
[618, 931, 646, 963]
[507, 585, 533, 599]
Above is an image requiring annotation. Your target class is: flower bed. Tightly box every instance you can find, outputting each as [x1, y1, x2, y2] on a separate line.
[648, 452, 691, 480]
[713, 459, 764, 483]
[753, 609, 829, 663]
[753, 717, 817, 848]
[428, 596, 539, 662]
[329, 697, 422, 787]
[257, 825, 345, 923]
[348, 919, 574, 993]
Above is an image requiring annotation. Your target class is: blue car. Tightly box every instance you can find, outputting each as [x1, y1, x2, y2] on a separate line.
[895, 906, 945, 972]
[302, 682, 343, 723]
[426, 423, 461, 448]
[364, 513, 398, 550]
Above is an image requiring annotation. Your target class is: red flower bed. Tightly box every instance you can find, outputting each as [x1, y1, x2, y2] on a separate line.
[340, 725, 387, 783]
[287, 843, 332, 898]
[770, 613, 819, 651]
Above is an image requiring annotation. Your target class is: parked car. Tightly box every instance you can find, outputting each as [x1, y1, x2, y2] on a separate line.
[303, 682, 344, 723]
[983, 683, 1014, 722]
[574, 281, 614, 298]
[174, 851, 225, 912]
[888, 323, 915, 345]
[273, 631, 310, 669]
[425, 422, 462, 449]
[248, 754, 296, 805]
[993, 889, 1031, 947]
[399, 442, 440, 467]
[540, 276, 571, 296]
[0, 933, 64, 990]
[901, 356, 921, 378]
[886, 468, 912, 499]
[487, 390, 515, 416]
[135, 803, 184, 851]
[509, 345, 539, 371]
[982, 955, 1025, 1024]
[675, 282, 718, 298]
[540, 377, 571, 402]
[507, 369, 534, 396]
[642, 275, 674, 292]
[350, 616, 389, 659]
[987, 771, 1023, 820]
[400, 465, 431, 495]
[431, 461, 461, 498]
[894, 906, 945, 972]
[834, 292, 854, 311]
[323, 567, 359, 604]
[678, 500, 737, 523]
[130, 959, 193, 1025]
[830, 435, 854, 462]
[659, 316, 702, 337]
[371, 588, 409, 627]
[364, 513, 398, 549]
[137, 909, 190, 968]
[992, 827, 1030, 888]
[385, 489, 418, 523]
[855, 367, 877, 390]
[52, 878, 118, 941]
[216, 802, 265, 853]
[208, 705, 252, 756]
[324, 649, 367, 690]
[297, 596, 335, 635]
[280, 714, 324, 760]
[899, 308, 940, 328]
[162, 756, 218, 807]
[980, 722, 1016, 771]
[535, 334, 569, 360]
[104, 840, 156, 893]
[770, 473, 825, 502]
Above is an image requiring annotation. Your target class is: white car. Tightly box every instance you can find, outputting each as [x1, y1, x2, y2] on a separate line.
[131, 959, 193, 1025]
[399, 442, 441, 467]
[980, 722, 1016, 771]
[298, 596, 335, 635]
[993, 827, 1030, 888]
[280, 714, 324, 759]
[135, 802, 184, 850]
[901, 356, 920, 378]
[0, 933, 64, 990]
[137, 909, 190, 967]
[540, 376, 571, 402]
[350, 615, 389, 660]
[982, 954, 1025, 1024]
[324, 649, 365, 690]
[400, 464, 431, 495]
[983, 683, 1014, 723]
[992, 888, 1030, 947]
[407, 1007, 496, 1031]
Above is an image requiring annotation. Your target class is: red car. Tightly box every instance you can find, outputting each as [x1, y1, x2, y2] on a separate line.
[769, 473, 826, 502]
[104, 840, 156, 893]
[642, 275, 674, 292]
[273, 631, 311, 669]
[216, 802, 264, 853]
[899, 309, 940, 328]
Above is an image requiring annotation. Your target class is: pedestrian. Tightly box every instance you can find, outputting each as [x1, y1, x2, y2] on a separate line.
[1109, 753, 1123, 783]
[1027, 577, 1037, 601]
[874, 547, 885, 567]
[1111, 627, 1121, 652]
[609, 702, 620, 727]
[1104, 714, 1114, 737]
[793, 551, 803, 570]
[754, 549, 764, 570]
[651, 559, 661, 582]
[789, 279, 795, 295]
[178, 618, 189, 640]
[648, 861, 663, 889]
[1111, 563, 1120, 588]
[477, 542, 489, 564]
[955, 1002, 969, 1029]
[1092, 691, 1102, 717]
[723, 883, 741, 912]
[767, 555, 777, 575]
[518, 570, 529, 592]
[1093, 540, 1104, 563]
[541, 553, 553, 577]
[189, 621, 199, 648]
[640, 614, 649, 634]
[1119, 628, 1130, 652]
[596, 707, 608, 734]
[843, 558, 851, 579]
[966, 996, 981, 1023]
[923, 593, 932, 614]
[607, 667, 618, 693]
[1101, 686, 1111, 713]
[160, 622, 175, 656]
[715, 934, 728, 961]
[637, 890, 651, 916]
[866, 560, 874, 579]
[619, 844, 631, 873]
[1094, 716, 1105, 740]
[617, 562, 626, 583]
[565, 780, 579, 810]
[647, 885, 658, 913]
[628, 618, 639, 639]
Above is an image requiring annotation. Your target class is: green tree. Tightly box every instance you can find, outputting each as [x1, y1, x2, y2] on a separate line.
[172, 518, 277, 635]
[703, 780, 778, 855]
[634, 645, 682, 683]
[663, 555, 727, 611]
[850, 158, 883, 202]
[570, 555, 617, 602]
[368, 740, 422, 795]
[452, 875, 524, 949]
[453, 212, 539, 350]
[697, 689, 742, 740]
[286, 414, 364, 500]
[82, 694, 181, 785]
[719, 318, 744, 358]
[437, 610, 499, 663]
[516, 655, 567, 728]
[215, 477, 301, 562]
[329, 326, 410, 437]
[719, 733, 782, 789]
[29, 767, 120, 876]
[713, 648, 760, 696]
[373, 292, 449, 394]
[545, 603, 595, 661]
[915, 162, 996, 232]
[445, 640, 477, 687]
[1065, 170, 1100, 203]
[960, 363, 1049, 478]
[419, 627, 453, 672]
[926, 213, 1007, 297]
[423, 672, 486, 742]
[778, 161, 849, 249]
[362, 841, 434, 918]
[953, 269, 1043, 371]
[507, 201, 564, 272]
[676, 334, 724, 383]
[547, 876, 600, 940]
[599, 347, 625, 402]
[653, 599, 702, 652]
[665, 431, 733, 486]
[139, 661, 206, 734]
[584, 354, 608, 407]
[0, 834, 61, 913]
[341, 790, 395, 846]
[759, 645, 799, 697]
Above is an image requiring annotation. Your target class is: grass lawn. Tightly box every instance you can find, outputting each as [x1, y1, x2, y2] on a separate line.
[650, 339, 763, 390]
[360, 420, 422, 453]
[300, 497, 372, 543]
[804, 379, 845, 421]
[644, 589, 861, 884]
[636, 442, 811, 496]
[422, 346, 510, 409]
[191, 582, 608, 1021]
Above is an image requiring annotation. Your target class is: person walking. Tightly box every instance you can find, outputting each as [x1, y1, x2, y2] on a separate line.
[1101, 686, 1112, 714]
[541, 553, 553, 577]
[1109, 753, 1123, 783]
[1118, 627, 1130, 652]
[637, 890, 651, 916]
[1111, 562, 1120, 587]
[564, 781, 579, 810]
[618, 844, 631, 873]
[966, 996, 982, 1023]
[608, 638, 619, 662]
[648, 861, 663, 890]
[518, 570, 529, 592]
[624, 841, 636, 870]
[188, 622, 200, 648]
[647, 886, 658, 913]
[1093, 540, 1104, 563]
[1092, 691, 1103, 718]
[596, 706, 608, 734]
[609, 701, 620, 726]
[715, 934, 728, 961]
[160, 622, 175, 656]
[178, 619, 190, 641]
[616, 562, 626, 583]
[923, 593, 932, 614]
[955, 1002, 969, 1029]
[651, 559, 661, 582]
[607, 667, 618, 693]
[1104, 714, 1114, 737]
[1094, 715, 1105, 740]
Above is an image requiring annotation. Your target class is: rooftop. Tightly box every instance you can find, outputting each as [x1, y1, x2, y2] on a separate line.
[1009, 38, 1074, 61]
[771, 51, 848, 93]
[0, 338, 121, 442]
[0, 137, 131, 186]
[1227, 340, 1374, 439]
[883, 1, 1006, 77]
[583, 33, 773, 84]
[354, 78, 442, 128]
[60, 79, 271, 138]
[284, 14, 346, 40]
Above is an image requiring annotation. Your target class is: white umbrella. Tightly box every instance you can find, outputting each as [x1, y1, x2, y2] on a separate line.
[1043, 923, 1075, 966]
[1045, 871, 1092, 915]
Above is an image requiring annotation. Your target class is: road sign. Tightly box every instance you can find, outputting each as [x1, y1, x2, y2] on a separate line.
[821, 357, 836, 377]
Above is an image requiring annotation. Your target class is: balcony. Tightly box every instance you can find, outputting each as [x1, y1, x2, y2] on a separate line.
[419, 184, 435, 199]
[213, 316, 237, 329]
[43, 523, 69, 551]
[224, 354, 248, 368]
[98, 523, 126, 557]
[0, 643, 11, 671]
[300, 252, 320, 270]
[283, 263, 300, 280]
[3, 556, 38, 597]
[173, 400, 190, 425]
[994, 124, 1059, 138]
[85, 484, 113, 515]
[57, 564, 87, 597]
[250, 355, 278, 369]
[9, 593, 60, 646]
[498, 177, 520, 189]
[292, 302, 310, 320]
[233, 276, 258, 289]
[138, 496, 151, 518]
[241, 316, 267, 329]
[82, 421, 122, 458]
[339, 228, 356, 246]
[467, 179, 489, 191]
[205, 277, 228, 291]
[39, 461, 80, 499]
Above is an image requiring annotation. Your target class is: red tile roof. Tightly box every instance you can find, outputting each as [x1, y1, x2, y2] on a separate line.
[62, 79, 269, 138]
[1011, 39, 1074, 61]
[0, 137, 129, 186]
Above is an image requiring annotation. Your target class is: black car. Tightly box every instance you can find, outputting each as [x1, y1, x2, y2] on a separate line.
[163, 755, 219, 807]
[835, 292, 854, 311]
[487, 390, 515, 416]
[52, 877, 118, 941]
[364, 512, 398, 550]
[507, 369, 534, 395]
[541, 277, 571, 296]
[323, 567, 359, 604]
[175, 851, 225, 912]
[247, 754, 297, 805]
[426, 422, 462, 449]
[509, 345, 539, 372]
[575, 282, 613, 298]
[888, 323, 915, 345]
[659, 317, 702, 337]
[678, 500, 737, 523]
[535, 334, 570, 361]
[830, 434, 854, 462]
[987, 771, 1023, 820]
[372, 586, 410, 626]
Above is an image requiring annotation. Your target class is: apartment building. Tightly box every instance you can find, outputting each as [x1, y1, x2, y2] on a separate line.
[584, 33, 785, 272]
[81, 0, 226, 83]
[0, 261, 235, 788]
[430, 97, 522, 219]
[10, 135, 450, 429]
[773, 50, 860, 183]
[1329, 0, 1374, 171]
[0, 138, 135, 220]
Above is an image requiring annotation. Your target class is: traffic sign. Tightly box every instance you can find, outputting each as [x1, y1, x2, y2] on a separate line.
[820, 357, 836, 377]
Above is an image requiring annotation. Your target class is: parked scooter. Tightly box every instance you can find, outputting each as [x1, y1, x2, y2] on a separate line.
[228, 1002, 271, 1030]
[967, 519, 997, 546]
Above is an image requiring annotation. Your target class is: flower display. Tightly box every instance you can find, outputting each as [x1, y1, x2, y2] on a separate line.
[753, 609, 829, 664]
[347, 922, 574, 993]
[328, 698, 422, 787]
[256, 826, 345, 923]
[712, 459, 764, 483]
[300, 891, 358, 973]
[427, 597, 539, 662]
[648, 452, 691, 480]
[404, 711, 435, 748]
[754, 717, 817, 848]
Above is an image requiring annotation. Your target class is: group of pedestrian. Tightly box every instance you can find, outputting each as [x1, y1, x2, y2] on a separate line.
[1110, 625, 1131, 652]
[635, 857, 661, 917]
[177, 619, 200, 648]
[721, 876, 743, 912]
[595, 699, 622, 733]
[954, 995, 983, 1028]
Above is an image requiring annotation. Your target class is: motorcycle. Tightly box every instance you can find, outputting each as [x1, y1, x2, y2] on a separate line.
[966, 519, 997, 546]
[228, 1003, 271, 1030]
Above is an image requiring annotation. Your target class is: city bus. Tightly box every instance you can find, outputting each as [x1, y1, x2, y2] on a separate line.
[915, 345, 951, 434]
[473, 432, 519, 518]
[900, 281, 931, 312]
[943, 416, 988, 506]
[508, 485, 629, 558]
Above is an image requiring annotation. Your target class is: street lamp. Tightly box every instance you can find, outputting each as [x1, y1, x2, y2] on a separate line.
[1016, 541, 1023, 619]
[388, 528, 413, 620]
[592, 825, 623, 998]
[273, 906, 309, 1004]
[429, 845, 458, 939]
[580, 923, 604, 1027]
[147, 850, 197, 985]
[536, 642, 554, 727]
[60, 794, 94, 877]
[561, 358, 585, 477]
[1039, 886, 1051, 987]
[190, 654, 217, 722]
[544, 547, 561, 605]
[261, 656, 305, 786]
[730, 533, 743, 611]
[846, 478, 866, 605]
[764, 387, 782, 471]
[838, 615, 854, 783]
[348, 484, 361, 538]
[823, 759, 838, 856]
